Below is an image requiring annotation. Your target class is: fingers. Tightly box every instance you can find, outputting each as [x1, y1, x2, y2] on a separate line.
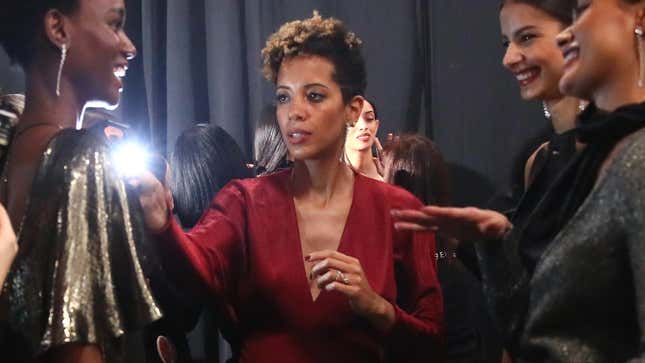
[310, 257, 356, 280]
[306, 250, 358, 265]
[127, 171, 164, 193]
[315, 269, 356, 289]
[391, 209, 438, 226]
[323, 280, 360, 295]
[393, 221, 437, 232]
[419, 205, 471, 219]
[374, 137, 384, 154]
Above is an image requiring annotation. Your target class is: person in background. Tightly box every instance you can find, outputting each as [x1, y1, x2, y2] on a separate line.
[170, 123, 252, 363]
[253, 104, 290, 176]
[344, 98, 383, 180]
[501, 0, 584, 192]
[383, 134, 504, 363]
[171, 123, 252, 228]
[393, 0, 645, 360]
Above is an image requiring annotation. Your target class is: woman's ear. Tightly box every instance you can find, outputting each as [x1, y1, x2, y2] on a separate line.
[43, 9, 71, 51]
[345, 95, 364, 127]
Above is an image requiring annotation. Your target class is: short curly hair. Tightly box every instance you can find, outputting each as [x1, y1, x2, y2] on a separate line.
[0, 0, 79, 67]
[261, 11, 367, 103]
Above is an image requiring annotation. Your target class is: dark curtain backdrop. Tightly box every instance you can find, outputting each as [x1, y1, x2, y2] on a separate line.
[0, 0, 548, 207]
[122, 0, 430, 159]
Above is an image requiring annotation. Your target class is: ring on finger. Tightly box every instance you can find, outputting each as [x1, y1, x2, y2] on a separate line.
[336, 270, 350, 284]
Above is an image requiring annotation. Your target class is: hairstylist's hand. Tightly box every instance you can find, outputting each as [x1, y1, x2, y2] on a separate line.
[391, 206, 512, 242]
[374, 137, 385, 177]
[0, 203, 17, 288]
[129, 171, 171, 233]
[308, 250, 395, 332]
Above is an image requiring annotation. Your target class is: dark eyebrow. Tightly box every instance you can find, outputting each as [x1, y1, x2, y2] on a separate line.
[304, 83, 329, 89]
[513, 25, 536, 39]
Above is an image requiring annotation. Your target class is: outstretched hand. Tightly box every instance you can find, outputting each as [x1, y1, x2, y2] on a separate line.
[128, 171, 171, 232]
[391, 206, 512, 242]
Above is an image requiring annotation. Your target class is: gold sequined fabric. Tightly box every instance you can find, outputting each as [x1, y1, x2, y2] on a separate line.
[4, 129, 162, 361]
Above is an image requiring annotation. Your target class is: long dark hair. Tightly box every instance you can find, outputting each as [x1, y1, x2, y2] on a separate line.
[500, 0, 577, 25]
[170, 124, 252, 228]
[382, 134, 451, 206]
[253, 104, 289, 176]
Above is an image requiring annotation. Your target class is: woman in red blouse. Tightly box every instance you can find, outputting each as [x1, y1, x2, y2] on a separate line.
[135, 12, 444, 363]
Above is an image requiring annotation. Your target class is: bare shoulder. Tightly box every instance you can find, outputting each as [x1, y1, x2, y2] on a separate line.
[524, 141, 550, 190]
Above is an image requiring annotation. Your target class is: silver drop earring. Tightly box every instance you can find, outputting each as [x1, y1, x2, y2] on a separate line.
[635, 26, 644, 88]
[56, 44, 67, 97]
[542, 101, 551, 119]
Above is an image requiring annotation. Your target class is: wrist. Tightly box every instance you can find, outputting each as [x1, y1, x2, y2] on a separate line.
[366, 296, 395, 332]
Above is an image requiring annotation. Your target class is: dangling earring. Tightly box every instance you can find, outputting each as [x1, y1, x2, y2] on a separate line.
[635, 26, 644, 88]
[56, 44, 67, 97]
[542, 101, 551, 119]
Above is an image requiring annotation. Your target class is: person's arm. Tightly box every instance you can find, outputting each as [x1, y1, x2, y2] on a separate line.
[384, 224, 445, 362]
[614, 143, 645, 362]
[0, 203, 17, 289]
[391, 205, 526, 354]
[148, 179, 248, 299]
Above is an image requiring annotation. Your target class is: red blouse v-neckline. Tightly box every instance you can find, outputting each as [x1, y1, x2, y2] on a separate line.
[283, 171, 359, 302]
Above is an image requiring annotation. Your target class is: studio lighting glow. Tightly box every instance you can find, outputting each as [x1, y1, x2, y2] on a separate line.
[112, 141, 149, 177]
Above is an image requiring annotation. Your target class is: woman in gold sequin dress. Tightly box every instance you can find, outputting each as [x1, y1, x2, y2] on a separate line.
[0, 0, 161, 362]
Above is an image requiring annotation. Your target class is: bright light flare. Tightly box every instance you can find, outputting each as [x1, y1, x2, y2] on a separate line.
[112, 141, 149, 177]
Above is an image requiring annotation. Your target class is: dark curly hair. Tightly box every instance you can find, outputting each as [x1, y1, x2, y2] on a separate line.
[500, 0, 577, 25]
[261, 11, 367, 103]
[0, 0, 79, 66]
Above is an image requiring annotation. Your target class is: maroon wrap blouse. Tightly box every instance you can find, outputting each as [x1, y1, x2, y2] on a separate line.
[157, 170, 444, 362]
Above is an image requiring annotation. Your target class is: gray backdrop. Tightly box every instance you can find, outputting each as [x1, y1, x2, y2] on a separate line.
[0, 0, 549, 207]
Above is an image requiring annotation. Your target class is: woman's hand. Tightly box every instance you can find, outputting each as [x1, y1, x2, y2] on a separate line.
[374, 137, 385, 176]
[0, 203, 17, 288]
[391, 206, 512, 241]
[128, 171, 171, 232]
[308, 250, 395, 331]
